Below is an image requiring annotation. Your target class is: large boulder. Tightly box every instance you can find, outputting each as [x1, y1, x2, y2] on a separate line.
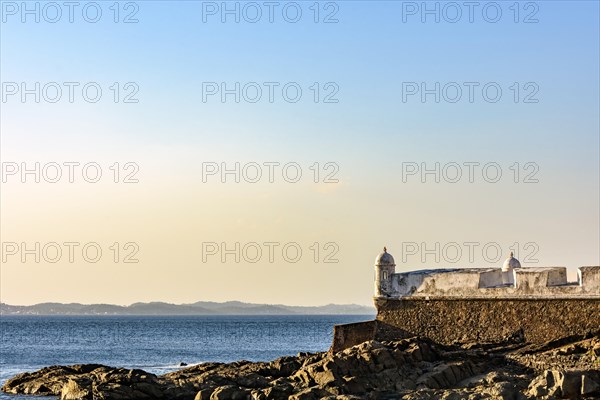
[527, 369, 600, 399]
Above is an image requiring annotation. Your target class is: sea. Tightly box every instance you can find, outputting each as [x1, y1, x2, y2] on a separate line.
[0, 315, 372, 399]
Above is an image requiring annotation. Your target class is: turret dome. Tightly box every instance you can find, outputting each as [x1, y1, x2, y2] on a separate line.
[375, 247, 395, 266]
[502, 252, 521, 271]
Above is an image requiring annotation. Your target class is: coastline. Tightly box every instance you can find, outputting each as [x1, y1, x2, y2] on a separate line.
[0, 315, 371, 399]
[3, 333, 600, 399]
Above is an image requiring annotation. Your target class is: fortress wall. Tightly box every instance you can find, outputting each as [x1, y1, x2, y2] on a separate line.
[374, 297, 600, 345]
[421, 271, 481, 293]
[548, 268, 568, 286]
[390, 267, 600, 298]
[478, 269, 503, 287]
[395, 273, 426, 296]
[515, 267, 567, 289]
[580, 267, 600, 289]
[330, 320, 377, 353]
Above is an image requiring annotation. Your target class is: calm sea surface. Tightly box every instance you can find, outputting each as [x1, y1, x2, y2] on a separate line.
[0, 315, 372, 399]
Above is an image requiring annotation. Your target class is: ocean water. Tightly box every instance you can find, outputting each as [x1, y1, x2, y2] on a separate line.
[0, 315, 372, 399]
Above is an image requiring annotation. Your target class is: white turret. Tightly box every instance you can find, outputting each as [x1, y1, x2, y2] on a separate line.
[375, 247, 395, 297]
[502, 252, 521, 285]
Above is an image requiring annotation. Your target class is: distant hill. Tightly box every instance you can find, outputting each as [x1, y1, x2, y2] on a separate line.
[0, 301, 376, 316]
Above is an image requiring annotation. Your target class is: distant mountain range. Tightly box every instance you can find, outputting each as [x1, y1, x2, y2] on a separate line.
[0, 301, 376, 316]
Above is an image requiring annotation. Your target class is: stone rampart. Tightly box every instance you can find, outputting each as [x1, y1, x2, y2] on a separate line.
[330, 320, 377, 353]
[375, 297, 600, 345]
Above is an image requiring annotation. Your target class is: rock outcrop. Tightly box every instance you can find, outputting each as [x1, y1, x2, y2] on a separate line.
[3, 334, 599, 399]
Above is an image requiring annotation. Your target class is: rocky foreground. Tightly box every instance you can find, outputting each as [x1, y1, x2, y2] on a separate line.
[2, 334, 600, 400]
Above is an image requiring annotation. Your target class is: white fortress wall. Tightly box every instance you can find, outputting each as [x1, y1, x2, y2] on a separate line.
[388, 267, 599, 298]
[478, 269, 504, 288]
[418, 269, 484, 295]
[579, 267, 600, 291]
[375, 248, 599, 298]
[514, 267, 568, 290]
[393, 271, 428, 296]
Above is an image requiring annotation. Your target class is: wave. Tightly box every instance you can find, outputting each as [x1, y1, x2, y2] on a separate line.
[127, 362, 204, 373]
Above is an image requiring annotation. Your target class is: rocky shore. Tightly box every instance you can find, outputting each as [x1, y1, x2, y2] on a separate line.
[2, 333, 599, 400]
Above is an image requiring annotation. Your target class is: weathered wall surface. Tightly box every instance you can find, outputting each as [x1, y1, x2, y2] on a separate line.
[388, 266, 600, 298]
[330, 320, 377, 353]
[375, 298, 600, 345]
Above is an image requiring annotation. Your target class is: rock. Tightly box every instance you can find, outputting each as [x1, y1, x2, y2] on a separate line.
[556, 344, 586, 356]
[234, 373, 269, 389]
[289, 386, 333, 400]
[581, 373, 600, 396]
[526, 369, 600, 399]
[210, 385, 247, 400]
[259, 384, 292, 400]
[527, 372, 550, 398]
[555, 370, 582, 398]
[592, 340, 600, 357]
[269, 357, 301, 377]
[195, 388, 215, 400]
[60, 380, 91, 400]
[1, 365, 163, 400]
[417, 362, 477, 389]
[488, 381, 522, 400]
[311, 369, 336, 387]
[136, 381, 164, 398]
[340, 376, 365, 394]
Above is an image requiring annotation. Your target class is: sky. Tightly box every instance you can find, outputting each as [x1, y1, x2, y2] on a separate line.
[1, 0, 599, 306]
